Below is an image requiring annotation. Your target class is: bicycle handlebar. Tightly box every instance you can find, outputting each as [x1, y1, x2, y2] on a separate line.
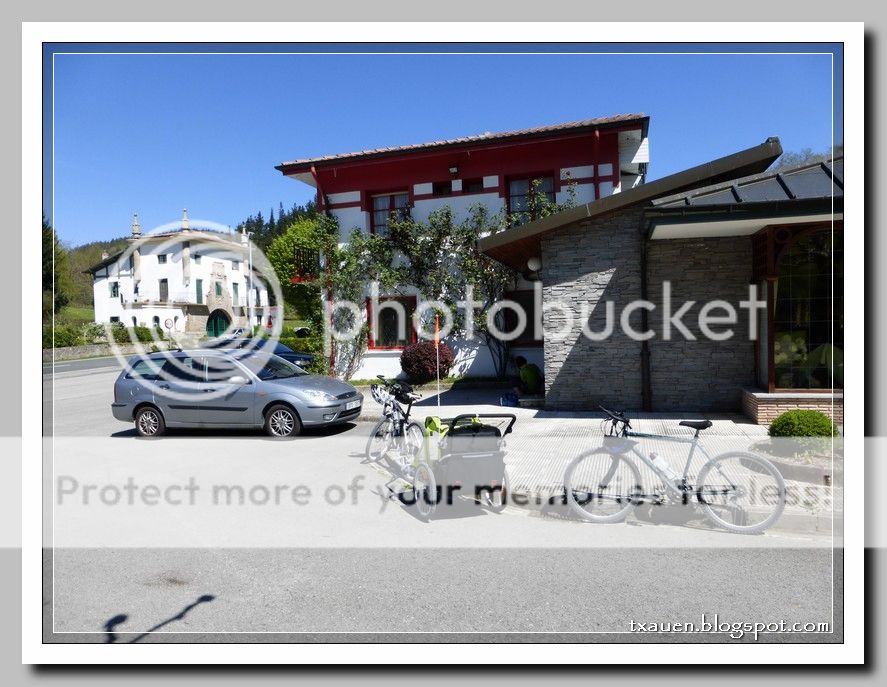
[599, 405, 631, 427]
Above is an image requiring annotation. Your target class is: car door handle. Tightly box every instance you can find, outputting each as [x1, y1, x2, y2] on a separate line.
[203, 388, 215, 393]
[157, 384, 170, 390]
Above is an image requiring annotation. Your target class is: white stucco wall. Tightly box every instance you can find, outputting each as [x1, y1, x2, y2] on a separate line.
[354, 339, 543, 380]
[331, 206, 370, 242]
[91, 232, 270, 331]
[410, 192, 505, 224]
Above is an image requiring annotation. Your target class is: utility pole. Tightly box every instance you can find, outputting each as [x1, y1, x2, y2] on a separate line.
[240, 228, 254, 332]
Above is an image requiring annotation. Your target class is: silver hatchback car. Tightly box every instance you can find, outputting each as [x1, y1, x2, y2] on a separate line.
[112, 349, 363, 437]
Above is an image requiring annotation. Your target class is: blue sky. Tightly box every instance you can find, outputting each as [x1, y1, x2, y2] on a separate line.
[46, 44, 841, 246]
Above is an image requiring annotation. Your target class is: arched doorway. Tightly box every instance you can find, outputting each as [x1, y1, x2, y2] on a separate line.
[206, 309, 231, 338]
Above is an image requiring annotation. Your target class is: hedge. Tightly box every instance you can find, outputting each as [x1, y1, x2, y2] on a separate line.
[769, 409, 838, 438]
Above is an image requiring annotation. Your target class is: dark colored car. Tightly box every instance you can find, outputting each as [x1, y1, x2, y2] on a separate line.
[207, 337, 314, 367]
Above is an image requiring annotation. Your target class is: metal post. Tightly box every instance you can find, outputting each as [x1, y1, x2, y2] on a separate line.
[248, 237, 254, 331]
[241, 228, 254, 333]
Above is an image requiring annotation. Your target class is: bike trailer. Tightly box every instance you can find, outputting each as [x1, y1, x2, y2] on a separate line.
[432, 414, 516, 498]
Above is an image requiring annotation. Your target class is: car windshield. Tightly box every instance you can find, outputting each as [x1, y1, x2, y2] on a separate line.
[236, 353, 307, 380]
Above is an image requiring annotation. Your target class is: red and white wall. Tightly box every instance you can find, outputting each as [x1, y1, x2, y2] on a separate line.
[280, 124, 649, 379]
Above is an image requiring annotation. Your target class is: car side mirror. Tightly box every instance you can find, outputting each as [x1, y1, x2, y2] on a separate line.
[228, 375, 249, 385]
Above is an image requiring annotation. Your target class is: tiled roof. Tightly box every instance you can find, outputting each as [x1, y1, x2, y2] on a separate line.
[651, 156, 843, 207]
[276, 113, 647, 170]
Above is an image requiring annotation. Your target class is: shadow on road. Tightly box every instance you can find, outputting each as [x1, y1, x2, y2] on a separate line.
[109, 422, 359, 440]
[104, 594, 216, 643]
[535, 498, 747, 533]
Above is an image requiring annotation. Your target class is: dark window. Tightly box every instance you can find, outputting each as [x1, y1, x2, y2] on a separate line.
[238, 353, 306, 380]
[125, 358, 163, 380]
[508, 176, 555, 223]
[196, 278, 203, 304]
[110, 316, 120, 323]
[502, 291, 543, 347]
[158, 254, 167, 264]
[371, 192, 410, 237]
[200, 356, 243, 383]
[109, 281, 119, 298]
[773, 231, 843, 389]
[232, 261, 240, 271]
[159, 279, 168, 302]
[233, 283, 239, 307]
[152, 316, 160, 328]
[463, 178, 484, 193]
[193, 253, 201, 265]
[215, 282, 222, 297]
[368, 296, 417, 349]
[432, 181, 452, 196]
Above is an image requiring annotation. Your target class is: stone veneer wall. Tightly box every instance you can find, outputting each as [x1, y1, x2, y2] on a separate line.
[645, 236, 755, 412]
[540, 209, 645, 410]
[540, 214, 757, 412]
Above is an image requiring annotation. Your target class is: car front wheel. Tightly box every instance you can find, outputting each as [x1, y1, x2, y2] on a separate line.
[134, 405, 166, 438]
[264, 404, 302, 438]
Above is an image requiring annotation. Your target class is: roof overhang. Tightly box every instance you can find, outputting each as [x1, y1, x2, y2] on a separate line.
[276, 115, 650, 176]
[478, 137, 783, 271]
[646, 198, 842, 240]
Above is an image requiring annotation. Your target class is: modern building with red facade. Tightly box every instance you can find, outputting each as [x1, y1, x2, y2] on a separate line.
[276, 114, 650, 378]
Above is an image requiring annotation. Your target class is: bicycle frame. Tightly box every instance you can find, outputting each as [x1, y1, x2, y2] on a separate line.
[622, 429, 716, 500]
[373, 383, 416, 436]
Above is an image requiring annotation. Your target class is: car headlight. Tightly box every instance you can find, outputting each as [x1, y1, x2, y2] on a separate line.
[301, 389, 337, 402]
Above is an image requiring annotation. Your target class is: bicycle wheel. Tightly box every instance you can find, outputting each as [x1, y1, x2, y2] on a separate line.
[384, 421, 424, 467]
[403, 421, 425, 456]
[365, 418, 393, 462]
[413, 461, 437, 520]
[696, 451, 786, 534]
[564, 449, 642, 523]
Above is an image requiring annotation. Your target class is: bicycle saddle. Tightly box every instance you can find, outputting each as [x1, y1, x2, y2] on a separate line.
[679, 419, 713, 431]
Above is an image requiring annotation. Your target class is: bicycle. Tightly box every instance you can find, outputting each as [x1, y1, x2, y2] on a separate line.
[365, 376, 425, 482]
[563, 406, 786, 534]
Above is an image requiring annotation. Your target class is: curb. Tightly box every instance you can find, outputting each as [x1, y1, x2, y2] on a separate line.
[499, 488, 838, 536]
[765, 457, 840, 486]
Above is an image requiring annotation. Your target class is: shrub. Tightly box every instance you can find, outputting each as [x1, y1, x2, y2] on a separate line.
[110, 322, 129, 343]
[81, 323, 106, 344]
[132, 326, 156, 343]
[280, 333, 328, 375]
[42, 324, 82, 348]
[769, 409, 838, 438]
[400, 341, 454, 384]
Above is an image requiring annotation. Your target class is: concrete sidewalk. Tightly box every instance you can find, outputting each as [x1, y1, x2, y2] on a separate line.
[359, 385, 769, 437]
[359, 386, 838, 535]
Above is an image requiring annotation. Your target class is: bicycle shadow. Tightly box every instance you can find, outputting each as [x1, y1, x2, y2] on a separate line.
[537, 496, 750, 533]
[372, 485, 494, 522]
[103, 594, 216, 643]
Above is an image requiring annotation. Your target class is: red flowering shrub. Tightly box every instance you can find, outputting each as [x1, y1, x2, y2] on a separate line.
[400, 341, 455, 384]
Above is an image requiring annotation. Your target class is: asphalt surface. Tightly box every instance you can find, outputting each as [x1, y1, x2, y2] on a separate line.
[42, 361, 842, 642]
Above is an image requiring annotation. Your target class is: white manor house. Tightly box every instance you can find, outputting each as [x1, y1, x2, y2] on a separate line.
[88, 211, 274, 337]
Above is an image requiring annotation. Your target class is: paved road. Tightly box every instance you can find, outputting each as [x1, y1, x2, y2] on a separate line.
[45, 547, 840, 642]
[43, 355, 123, 375]
[42, 363, 840, 642]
